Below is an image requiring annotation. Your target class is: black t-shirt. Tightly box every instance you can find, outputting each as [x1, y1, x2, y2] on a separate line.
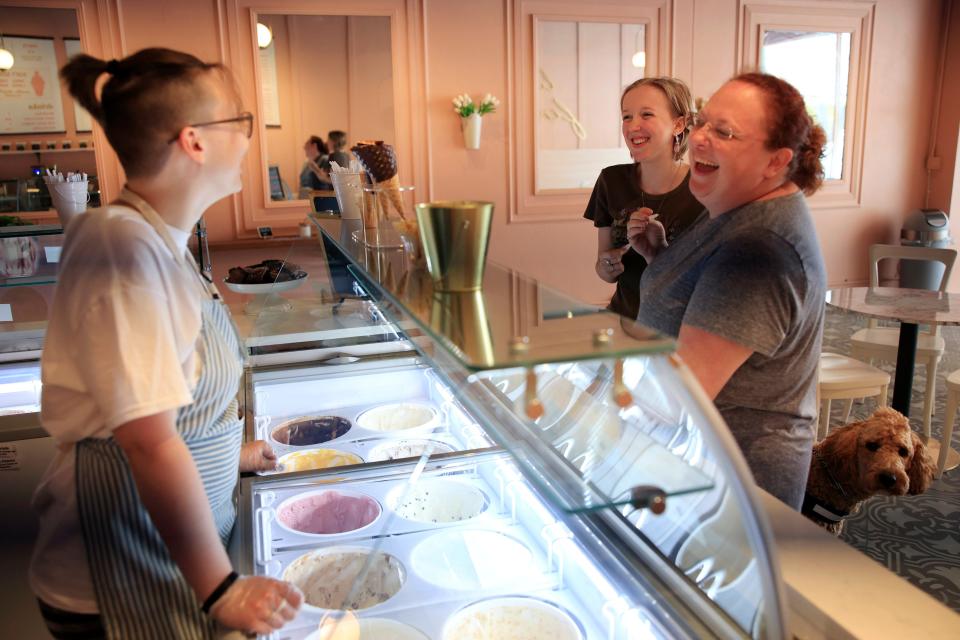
[583, 163, 705, 318]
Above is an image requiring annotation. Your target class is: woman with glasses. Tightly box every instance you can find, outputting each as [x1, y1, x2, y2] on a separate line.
[627, 72, 828, 509]
[583, 77, 704, 319]
[30, 49, 301, 638]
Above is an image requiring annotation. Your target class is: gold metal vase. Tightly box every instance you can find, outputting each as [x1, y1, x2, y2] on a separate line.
[430, 291, 495, 367]
[415, 200, 494, 292]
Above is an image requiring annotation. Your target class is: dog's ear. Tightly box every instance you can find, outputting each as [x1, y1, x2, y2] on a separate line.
[819, 422, 863, 490]
[907, 431, 936, 495]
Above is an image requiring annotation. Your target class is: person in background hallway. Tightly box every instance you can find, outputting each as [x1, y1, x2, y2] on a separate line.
[30, 48, 301, 639]
[325, 129, 351, 169]
[299, 134, 332, 198]
[628, 72, 828, 509]
[584, 77, 704, 319]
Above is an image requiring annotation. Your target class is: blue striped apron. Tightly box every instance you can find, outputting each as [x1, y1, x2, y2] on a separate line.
[75, 189, 244, 639]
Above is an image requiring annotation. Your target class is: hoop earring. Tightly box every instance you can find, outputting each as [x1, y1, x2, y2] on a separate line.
[673, 133, 682, 158]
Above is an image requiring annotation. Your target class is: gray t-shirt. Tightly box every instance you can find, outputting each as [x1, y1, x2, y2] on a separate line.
[636, 191, 826, 508]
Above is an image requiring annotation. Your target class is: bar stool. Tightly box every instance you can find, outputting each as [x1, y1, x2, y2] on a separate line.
[937, 369, 960, 477]
[817, 352, 890, 440]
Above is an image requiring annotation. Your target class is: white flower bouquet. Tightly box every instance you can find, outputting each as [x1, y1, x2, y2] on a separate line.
[453, 93, 500, 117]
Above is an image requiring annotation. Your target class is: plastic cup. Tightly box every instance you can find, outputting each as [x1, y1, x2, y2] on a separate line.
[330, 171, 363, 221]
[47, 180, 89, 227]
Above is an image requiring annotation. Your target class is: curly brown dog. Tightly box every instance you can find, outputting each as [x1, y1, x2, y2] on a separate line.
[802, 407, 936, 534]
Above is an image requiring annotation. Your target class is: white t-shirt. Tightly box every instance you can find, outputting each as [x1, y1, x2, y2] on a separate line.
[30, 205, 202, 613]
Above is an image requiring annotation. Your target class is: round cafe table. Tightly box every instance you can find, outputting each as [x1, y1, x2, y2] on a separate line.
[826, 286, 960, 470]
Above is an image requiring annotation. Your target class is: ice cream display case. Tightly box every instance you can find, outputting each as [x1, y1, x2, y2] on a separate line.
[231, 227, 789, 639]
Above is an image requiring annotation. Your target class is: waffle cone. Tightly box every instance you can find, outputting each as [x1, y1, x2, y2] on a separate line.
[378, 175, 407, 219]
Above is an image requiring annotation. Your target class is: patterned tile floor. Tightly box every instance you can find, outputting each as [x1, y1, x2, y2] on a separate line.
[823, 307, 960, 612]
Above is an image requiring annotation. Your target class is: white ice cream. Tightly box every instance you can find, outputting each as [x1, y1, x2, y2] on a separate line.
[356, 402, 439, 432]
[387, 479, 486, 524]
[443, 597, 583, 640]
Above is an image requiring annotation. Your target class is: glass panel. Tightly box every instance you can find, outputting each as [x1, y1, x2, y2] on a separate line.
[306, 224, 712, 514]
[314, 217, 674, 371]
[0, 224, 62, 358]
[760, 30, 851, 180]
[210, 236, 402, 359]
[535, 20, 646, 191]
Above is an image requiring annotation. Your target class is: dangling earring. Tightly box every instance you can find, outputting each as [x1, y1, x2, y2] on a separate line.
[673, 133, 682, 157]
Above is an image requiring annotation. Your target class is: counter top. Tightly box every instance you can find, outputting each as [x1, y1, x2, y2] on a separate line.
[761, 491, 959, 639]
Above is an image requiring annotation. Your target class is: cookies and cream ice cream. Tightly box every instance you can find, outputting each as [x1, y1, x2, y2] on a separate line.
[387, 479, 486, 523]
[368, 439, 454, 462]
[283, 548, 404, 611]
[276, 490, 380, 536]
[278, 449, 363, 472]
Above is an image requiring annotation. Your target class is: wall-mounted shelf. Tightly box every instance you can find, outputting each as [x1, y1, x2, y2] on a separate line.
[0, 148, 95, 156]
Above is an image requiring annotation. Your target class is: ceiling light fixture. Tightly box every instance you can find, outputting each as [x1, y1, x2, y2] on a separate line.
[630, 29, 646, 69]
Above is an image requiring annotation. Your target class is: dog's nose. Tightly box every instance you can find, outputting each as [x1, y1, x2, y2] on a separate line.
[879, 472, 897, 488]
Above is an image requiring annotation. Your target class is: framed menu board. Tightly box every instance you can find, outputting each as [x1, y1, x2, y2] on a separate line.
[63, 39, 93, 132]
[0, 36, 66, 134]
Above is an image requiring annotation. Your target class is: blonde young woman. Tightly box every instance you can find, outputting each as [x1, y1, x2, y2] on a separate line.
[30, 49, 301, 638]
[584, 77, 704, 319]
[628, 73, 828, 508]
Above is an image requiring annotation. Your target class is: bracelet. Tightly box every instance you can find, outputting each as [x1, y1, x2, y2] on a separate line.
[201, 570, 239, 614]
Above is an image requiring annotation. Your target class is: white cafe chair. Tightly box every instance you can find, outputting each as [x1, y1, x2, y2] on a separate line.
[817, 352, 890, 440]
[849, 244, 956, 439]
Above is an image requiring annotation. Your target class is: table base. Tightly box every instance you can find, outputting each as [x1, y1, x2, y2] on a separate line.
[925, 438, 960, 474]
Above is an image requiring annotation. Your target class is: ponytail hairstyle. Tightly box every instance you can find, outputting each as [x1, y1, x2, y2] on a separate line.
[733, 72, 827, 195]
[621, 77, 694, 161]
[60, 48, 234, 178]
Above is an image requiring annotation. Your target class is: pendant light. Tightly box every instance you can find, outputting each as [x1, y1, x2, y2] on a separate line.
[630, 29, 645, 69]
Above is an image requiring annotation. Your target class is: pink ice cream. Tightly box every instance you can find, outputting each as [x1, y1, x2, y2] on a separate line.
[277, 490, 381, 535]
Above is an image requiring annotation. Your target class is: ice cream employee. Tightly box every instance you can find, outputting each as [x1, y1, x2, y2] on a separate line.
[628, 73, 827, 509]
[29, 49, 302, 638]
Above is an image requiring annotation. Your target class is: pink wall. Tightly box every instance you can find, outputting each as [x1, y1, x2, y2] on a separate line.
[13, 0, 957, 302]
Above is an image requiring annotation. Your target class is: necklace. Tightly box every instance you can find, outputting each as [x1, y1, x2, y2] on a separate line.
[639, 163, 682, 219]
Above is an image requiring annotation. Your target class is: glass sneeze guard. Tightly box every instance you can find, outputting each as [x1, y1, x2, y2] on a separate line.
[309, 221, 714, 516]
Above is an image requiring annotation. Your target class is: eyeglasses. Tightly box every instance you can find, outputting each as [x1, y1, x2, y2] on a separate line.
[688, 112, 744, 142]
[168, 112, 254, 144]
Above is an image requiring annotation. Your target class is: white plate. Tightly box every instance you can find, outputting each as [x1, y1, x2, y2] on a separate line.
[222, 273, 307, 294]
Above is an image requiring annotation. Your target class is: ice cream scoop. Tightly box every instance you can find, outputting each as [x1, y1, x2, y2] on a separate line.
[278, 449, 363, 472]
[356, 402, 439, 432]
[387, 478, 486, 524]
[443, 596, 584, 640]
[271, 416, 352, 447]
[283, 548, 405, 611]
[276, 490, 380, 536]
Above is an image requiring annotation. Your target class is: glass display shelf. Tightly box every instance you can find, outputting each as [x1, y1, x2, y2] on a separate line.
[311, 216, 674, 372]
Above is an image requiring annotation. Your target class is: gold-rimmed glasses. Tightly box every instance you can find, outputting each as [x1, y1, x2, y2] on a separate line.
[688, 112, 745, 143]
[168, 111, 254, 144]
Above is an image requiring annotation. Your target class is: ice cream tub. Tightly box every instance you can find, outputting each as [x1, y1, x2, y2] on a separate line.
[278, 449, 364, 473]
[367, 438, 455, 462]
[270, 415, 353, 447]
[442, 595, 585, 640]
[283, 547, 405, 613]
[411, 529, 535, 590]
[355, 401, 440, 433]
[275, 489, 381, 537]
[306, 615, 428, 640]
[386, 478, 488, 524]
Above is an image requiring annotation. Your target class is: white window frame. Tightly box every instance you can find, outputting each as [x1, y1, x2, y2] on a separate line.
[740, 1, 875, 208]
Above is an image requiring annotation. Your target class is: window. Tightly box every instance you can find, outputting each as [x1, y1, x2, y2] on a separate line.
[760, 30, 850, 180]
[741, 1, 874, 207]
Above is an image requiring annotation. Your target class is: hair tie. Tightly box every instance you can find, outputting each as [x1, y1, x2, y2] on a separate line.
[105, 59, 121, 75]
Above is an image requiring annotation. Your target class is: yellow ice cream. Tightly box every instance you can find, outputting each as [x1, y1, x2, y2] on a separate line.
[279, 449, 363, 472]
